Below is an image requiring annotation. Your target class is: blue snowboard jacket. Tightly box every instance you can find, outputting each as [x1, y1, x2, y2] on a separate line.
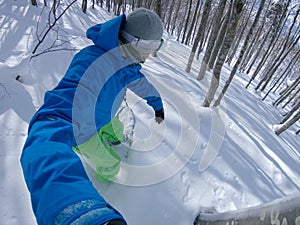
[21, 14, 163, 225]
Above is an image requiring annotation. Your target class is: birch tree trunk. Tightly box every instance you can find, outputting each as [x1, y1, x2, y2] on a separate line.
[151, 0, 162, 57]
[181, 0, 193, 44]
[246, 0, 292, 88]
[177, 3, 189, 41]
[239, 0, 271, 71]
[214, 0, 265, 106]
[197, 0, 227, 80]
[275, 111, 300, 135]
[203, 0, 244, 107]
[226, 0, 258, 65]
[256, 31, 300, 92]
[273, 76, 300, 107]
[256, 7, 300, 92]
[166, 0, 176, 32]
[282, 87, 300, 109]
[185, 0, 212, 73]
[208, 9, 231, 69]
[170, 0, 182, 36]
[171, 0, 182, 35]
[184, 0, 202, 45]
[262, 49, 300, 101]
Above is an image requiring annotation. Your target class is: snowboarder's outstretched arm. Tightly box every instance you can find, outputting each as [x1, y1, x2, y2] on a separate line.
[127, 70, 165, 123]
[21, 117, 126, 225]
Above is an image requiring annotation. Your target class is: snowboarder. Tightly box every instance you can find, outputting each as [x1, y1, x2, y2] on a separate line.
[21, 8, 164, 225]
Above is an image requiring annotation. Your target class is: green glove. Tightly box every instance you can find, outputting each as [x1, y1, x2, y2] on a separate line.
[73, 117, 124, 182]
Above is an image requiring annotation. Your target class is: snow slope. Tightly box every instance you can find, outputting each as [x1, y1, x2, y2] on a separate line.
[0, 1, 299, 225]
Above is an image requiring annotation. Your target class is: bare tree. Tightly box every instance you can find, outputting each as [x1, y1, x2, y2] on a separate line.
[197, 0, 227, 80]
[184, 0, 202, 45]
[176, 1, 190, 41]
[213, 0, 265, 107]
[226, 0, 259, 66]
[170, 0, 182, 35]
[273, 75, 300, 107]
[282, 86, 300, 109]
[166, 0, 176, 32]
[246, 0, 292, 89]
[32, 0, 78, 57]
[181, 0, 193, 44]
[262, 49, 300, 101]
[239, 0, 272, 72]
[275, 111, 300, 135]
[255, 7, 300, 92]
[203, 0, 244, 107]
[151, 0, 162, 57]
[186, 0, 213, 73]
[208, 8, 230, 69]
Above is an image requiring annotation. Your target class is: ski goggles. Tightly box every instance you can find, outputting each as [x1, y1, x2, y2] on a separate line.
[120, 30, 164, 56]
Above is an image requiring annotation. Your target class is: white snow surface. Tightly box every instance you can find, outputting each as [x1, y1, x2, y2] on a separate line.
[0, 1, 299, 225]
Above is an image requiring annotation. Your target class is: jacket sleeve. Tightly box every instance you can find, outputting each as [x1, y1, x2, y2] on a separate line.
[126, 67, 163, 111]
[20, 118, 127, 225]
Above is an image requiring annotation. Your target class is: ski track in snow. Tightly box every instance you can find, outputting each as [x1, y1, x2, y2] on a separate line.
[0, 2, 299, 225]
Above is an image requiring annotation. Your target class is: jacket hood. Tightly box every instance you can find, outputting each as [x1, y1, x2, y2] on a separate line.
[86, 15, 126, 51]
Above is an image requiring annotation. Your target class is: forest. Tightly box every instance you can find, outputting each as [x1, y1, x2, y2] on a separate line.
[25, 0, 300, 135]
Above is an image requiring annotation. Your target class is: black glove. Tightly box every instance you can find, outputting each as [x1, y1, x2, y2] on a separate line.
[105, 219, 126, 225]
[155, 108, 165, 124]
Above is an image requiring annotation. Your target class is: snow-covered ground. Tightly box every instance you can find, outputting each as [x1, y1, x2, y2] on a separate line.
[0, 1, 299, 225]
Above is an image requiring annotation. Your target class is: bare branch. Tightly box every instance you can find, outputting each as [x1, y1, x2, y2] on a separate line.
[32, 0, 77, 55]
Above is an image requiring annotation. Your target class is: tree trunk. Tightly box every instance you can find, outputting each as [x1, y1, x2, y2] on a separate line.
[82, 0, 88, 13]
[166, 0, 176, 32]
[106, 0, 111, 12]
[275, 111, 300, 135]
[151, 0, 162, 57]
[214, 0, 252, 106]
[280, 101, 300, 124]
[239, 0, 272, 72]
[170, 0, 182, 36]
[31, 0, 37, 6]
[197, 0, 227, 80]
[226, 0, 258, 66]
[256, 7, 300, 92]
[256, 31, 300, 92]
[137, 0, 143, 8]
[154, 0, 162, 21]
[262, 49, 300, 101]
[282, 87, 300, 109]
[246, 0, 292, 88]
[181, 0, 193, 44]
[177, 1, 189, 41]
[185, 0, 212, 73]
[273, 76, 300, 107]
[184, 0, 202, 45]
[203, 0, 244, 107]
[116, 0, 122, 15]
[208, 9, 231, 69]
